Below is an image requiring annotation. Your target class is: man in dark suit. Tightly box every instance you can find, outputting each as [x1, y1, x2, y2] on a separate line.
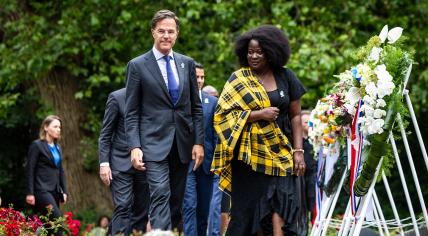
[99, 88, 150, 235]
[182, 63, 218, 235]
[125, 10, 204, 230]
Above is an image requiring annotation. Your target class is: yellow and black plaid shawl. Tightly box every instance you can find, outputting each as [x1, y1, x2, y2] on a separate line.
[211, 68, 293, 193]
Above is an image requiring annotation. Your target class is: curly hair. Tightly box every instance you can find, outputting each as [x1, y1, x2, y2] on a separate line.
[235, 25, 291, 72]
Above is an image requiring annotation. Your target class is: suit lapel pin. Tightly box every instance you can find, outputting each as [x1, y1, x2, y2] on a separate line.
[280, 90, 285, 97]
[204, 98, 209, 103]
[181, 63, 185, 69]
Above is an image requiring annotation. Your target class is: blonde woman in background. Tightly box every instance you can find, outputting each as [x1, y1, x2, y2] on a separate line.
[25, 115, 67, 222]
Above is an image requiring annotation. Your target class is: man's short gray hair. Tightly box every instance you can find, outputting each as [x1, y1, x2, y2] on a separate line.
[151, 9, 180, 31]
[202, 85, 219, 97]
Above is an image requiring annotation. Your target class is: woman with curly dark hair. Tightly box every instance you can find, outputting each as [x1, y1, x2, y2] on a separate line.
[212, 25, 306, 235]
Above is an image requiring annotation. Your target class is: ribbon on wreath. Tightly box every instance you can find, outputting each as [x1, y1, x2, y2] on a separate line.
[349, 99, 364, 216]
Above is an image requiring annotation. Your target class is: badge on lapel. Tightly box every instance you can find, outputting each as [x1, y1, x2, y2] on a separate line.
[204, 98, 209, 104]
[280, 90, 285, 98]
[181, 63, 185, 69]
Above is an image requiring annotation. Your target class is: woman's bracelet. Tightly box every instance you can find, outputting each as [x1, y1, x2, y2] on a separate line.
[292, 148, 305, 154]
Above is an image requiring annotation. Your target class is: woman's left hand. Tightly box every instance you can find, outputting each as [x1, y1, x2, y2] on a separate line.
[293, 152, 306, 176]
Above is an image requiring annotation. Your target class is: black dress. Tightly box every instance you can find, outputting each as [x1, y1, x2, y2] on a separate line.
[226, 68, 306, 236]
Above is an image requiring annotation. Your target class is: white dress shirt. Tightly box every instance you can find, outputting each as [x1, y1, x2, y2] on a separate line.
[152, 46, 180, 88]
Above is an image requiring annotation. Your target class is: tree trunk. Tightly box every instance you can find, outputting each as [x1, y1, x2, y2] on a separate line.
[35, 68, 113, 214]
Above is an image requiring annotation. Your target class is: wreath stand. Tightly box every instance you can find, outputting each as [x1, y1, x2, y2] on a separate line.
[310, 64, 428, 236]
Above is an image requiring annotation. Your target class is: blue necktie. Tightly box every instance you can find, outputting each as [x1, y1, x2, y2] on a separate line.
[164, 55, 179, 104]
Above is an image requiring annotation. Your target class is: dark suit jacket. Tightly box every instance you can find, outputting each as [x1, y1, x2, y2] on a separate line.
[99, 88, 132, 172]
[125, 50, 204, 163]
[26, 139, 67, 195]
[200, 92, 218, 175]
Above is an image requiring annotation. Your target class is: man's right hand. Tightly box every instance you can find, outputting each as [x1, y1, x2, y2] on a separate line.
[131, 148, 146, 171]
[26, 195, 35, 205]
[100, 166, 113, 186]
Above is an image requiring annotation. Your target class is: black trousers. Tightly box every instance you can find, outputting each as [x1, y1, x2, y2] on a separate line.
[145, 142, 189, 231]
[110, 168, 150, 235]
[34, 191, 62, 235]
[34, 191, 62, 218]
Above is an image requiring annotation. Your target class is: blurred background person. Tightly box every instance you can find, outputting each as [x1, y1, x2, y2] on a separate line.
[25, 115, 67, 235]
[301, 110, 316, 223]
[183, 62, 218, 236]
[202, 85, 219, 97]
[90, 215, 110, 236]
[99, 88, 150, 235]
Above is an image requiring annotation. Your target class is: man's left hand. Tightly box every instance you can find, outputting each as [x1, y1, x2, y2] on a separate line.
[192, 144, 204, 171]
[62, 193, 67, 204]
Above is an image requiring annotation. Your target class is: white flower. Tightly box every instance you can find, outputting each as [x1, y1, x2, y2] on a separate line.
[369, 118, 384, 134]
[378, 25, 403, 44]
[372, 119, 385, 134]
[377, 80, 395, 98]
[336, 70, 354, 83]
[376, 99, 386, 108]
[368, 47, 382, 63]
[365, 82, 378, 98]
[361, 104, 374, 117]
[344, 103, 356, 115]
[363, 95, 376, 106]
[379, 25, 388, 43]
[375, 64, 393, 82]
[373, 109, 386, 118]
[366, 117, 384, 135]
[364, 116, 375, 133]
[387, 27, 403, 44]
[345, 87, 361, 105]
[358, 64, 375, 87]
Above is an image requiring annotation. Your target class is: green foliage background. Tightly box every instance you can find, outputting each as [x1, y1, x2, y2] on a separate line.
[1, 0, 427, 223]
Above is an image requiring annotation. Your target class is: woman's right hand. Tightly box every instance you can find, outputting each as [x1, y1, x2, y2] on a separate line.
[261, 107, 280, 122]
[26, 195, 35, 205]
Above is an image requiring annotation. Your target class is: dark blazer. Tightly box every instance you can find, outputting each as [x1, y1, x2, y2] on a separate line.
[125, 50, 204, 163]
[200, 92, 218, 175]
[26, 139, 67, 195]
[99, 88, 132, 172]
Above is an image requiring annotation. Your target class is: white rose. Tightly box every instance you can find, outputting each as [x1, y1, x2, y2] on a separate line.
[363, 95, 376, 106]
[362, 105, 374, 117]
[365, 82, 378, 98]
[371, 119, 385, 134]
[357, 117, 366, 124]
[364, 116, 376, 135]
[375, 64, 393, 82]
[373, 109, 386, 119]
[376, 99, 386, 108]
[377, 81, 395, 98]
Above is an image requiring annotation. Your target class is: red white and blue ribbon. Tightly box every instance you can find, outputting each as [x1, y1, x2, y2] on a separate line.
[349, 99, 364, 216]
